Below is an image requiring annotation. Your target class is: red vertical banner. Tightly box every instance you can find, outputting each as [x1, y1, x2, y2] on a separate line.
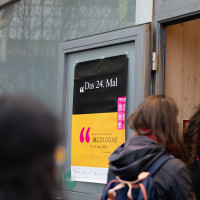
[183, 119, 189, 131]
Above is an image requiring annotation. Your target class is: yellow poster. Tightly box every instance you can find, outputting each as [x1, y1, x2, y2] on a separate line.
[71, 55, 128, 183]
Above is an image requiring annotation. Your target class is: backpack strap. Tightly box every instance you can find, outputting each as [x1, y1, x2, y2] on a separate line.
[147, 154, 174, 176]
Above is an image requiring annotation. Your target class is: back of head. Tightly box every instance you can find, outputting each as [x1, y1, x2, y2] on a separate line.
[0, 95, 58, 200]
[184, 105, 200, 165]
[127, 95, 186, 161]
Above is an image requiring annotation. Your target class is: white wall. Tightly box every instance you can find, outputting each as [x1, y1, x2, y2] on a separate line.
[135, 0, 153, 24]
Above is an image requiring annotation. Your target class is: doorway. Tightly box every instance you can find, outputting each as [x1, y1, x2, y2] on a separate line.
[165, 18, 200, 128]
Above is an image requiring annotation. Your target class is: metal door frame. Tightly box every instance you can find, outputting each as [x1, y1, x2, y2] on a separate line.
[57, 24, 150, 200]
[153, 0, 200, 94]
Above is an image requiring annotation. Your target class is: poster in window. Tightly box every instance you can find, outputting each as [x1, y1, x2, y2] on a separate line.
[71, 55, 128, 184]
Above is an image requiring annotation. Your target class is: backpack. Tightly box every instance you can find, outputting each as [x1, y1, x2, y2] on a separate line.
[99, 154, 174, 200]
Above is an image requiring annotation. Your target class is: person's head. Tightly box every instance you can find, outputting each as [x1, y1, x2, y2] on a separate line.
[0, 95, 58, 200]
[127, 95, 186, 160]
[184, 105, 200, 165]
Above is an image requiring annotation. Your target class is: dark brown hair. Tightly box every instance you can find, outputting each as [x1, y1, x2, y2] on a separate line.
[184, 105, 200, 165]
[0, 95, 58, 200]
[127, 95, 187, 161]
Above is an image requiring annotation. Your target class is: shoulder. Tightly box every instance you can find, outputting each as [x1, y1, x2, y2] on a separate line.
[153, 158, 195, 200]
[160, 157, 186, 176]
[153, 158, 187, 191]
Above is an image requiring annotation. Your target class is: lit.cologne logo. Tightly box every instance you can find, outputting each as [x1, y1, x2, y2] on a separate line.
[80, 127, 90, 143]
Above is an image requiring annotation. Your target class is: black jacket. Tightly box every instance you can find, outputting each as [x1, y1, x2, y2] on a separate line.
[190, 160, 200, 200]
[107, 136, 196, 200]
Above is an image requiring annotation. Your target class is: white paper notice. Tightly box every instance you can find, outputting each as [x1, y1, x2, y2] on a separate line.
[71, 166, 108, 184]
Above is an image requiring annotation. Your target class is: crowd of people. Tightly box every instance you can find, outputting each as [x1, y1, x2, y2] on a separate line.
[104, 95, 200, 200]
[0, 94, 200, 199]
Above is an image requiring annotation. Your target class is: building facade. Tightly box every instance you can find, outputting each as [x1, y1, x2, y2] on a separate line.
[0, 0, 200, 199]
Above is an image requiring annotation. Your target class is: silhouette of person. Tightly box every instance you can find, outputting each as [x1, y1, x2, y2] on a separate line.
[184, 105, 200, 200]
[105, 95, 195, 200]
[0, 95, 58, 200]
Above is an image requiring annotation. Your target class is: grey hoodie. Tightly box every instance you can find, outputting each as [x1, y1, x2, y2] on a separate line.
[107, 136, 196, 200]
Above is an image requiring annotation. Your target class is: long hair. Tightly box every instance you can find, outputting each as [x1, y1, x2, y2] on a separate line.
[127, 95, 187, 161]
[0, 95, 58, 200]
[184, 105, 200, 166]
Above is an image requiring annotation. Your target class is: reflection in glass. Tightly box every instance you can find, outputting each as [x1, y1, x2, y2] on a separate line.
[0, 0, 136, 109]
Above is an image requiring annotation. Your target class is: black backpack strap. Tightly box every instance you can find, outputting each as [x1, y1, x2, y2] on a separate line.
[147, 154, 174, 176]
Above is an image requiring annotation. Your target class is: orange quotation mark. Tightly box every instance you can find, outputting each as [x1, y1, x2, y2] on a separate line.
[80, 127, 90, 143]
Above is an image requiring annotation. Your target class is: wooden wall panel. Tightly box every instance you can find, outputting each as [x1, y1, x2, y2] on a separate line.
[165, 19, 200, 127]
[165, 23, 183, 125]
